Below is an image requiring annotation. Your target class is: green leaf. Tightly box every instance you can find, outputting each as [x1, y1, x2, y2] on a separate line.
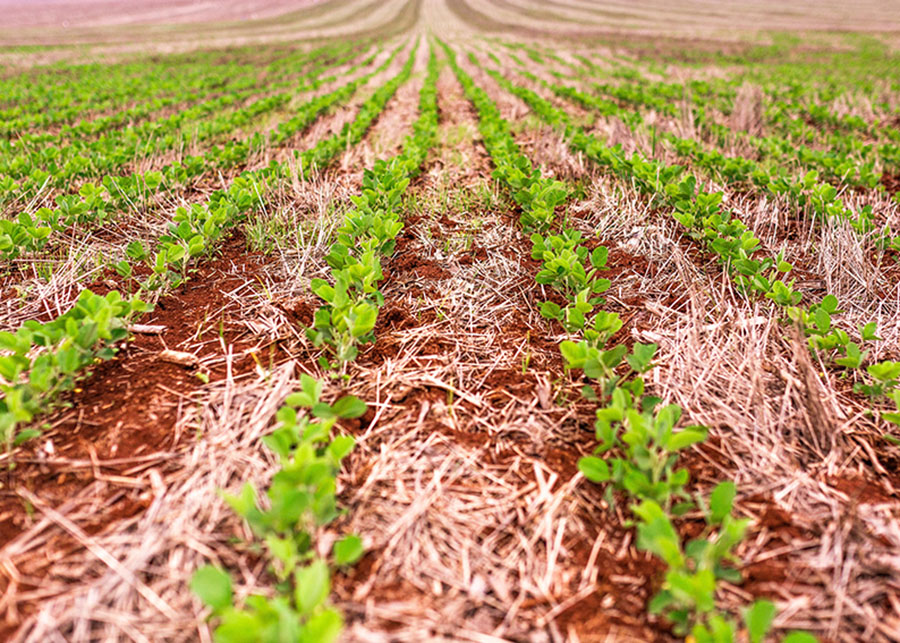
[591, 277, 611, 294]
[294, 559, 330, 615]
[312, 402, 336, 419]
[600, 344, 628, 369]
[13, 428, 41, 445]
[0, 355, 24, 381]
[333, 534, 364, 565]
[626, 343, 657, 373]
[56, 347, 81, 374]
[286, 375, 322, 408]
[332, 396, 367, 419]
[301, 608, 344, 643]
[590, 245, 608, 269]
[190, 565, 232, 612]
[166, 243, 186, 263]
[214, 610, 264, 642]
[327, 435, 355, 461]
[709, 480, 736, 524]
[744, 599, 776, 643]
[782, 632, 819, 643]
[559, 340, 583, 367]
[284, 392, 309, 408]
[223, 482, 258, 519]
[539, 301, 562, 320]
[578, 456, 610, 482]
[665, 429, 706, 452]
[349, 304, 377, 338]
[647, 588, 675, 615]
[860, 321, 881, 341]
[115, 260, 132, 278]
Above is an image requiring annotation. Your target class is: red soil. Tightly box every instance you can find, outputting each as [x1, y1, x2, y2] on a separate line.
[0, 231, 285, 592]
[881, 171, 900, 197]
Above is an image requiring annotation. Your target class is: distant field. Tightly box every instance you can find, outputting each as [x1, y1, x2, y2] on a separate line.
[0, 0, 321, 28]
[1, 2, 900, 642]
[446, 0, 900, 35]
[2, 0, 900, 48]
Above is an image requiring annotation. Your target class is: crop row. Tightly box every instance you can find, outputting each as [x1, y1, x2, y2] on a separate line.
[0, 41, 376, 197]
[447, 48, 796, 642]
[444, 43, 808, 642]
[484, 59, 898, 255]
[308, 46, 438, 373]
[191, 376, 367, 642]
[502, 40, 900, 190]
[0, 45, 301, 125]
[480, 53, 900, 455]
[3, 51, 295, 141]
[552, 41, 900, 155]
[5, 43, 369, 149]
[192, 42, 440, 641]
[502, 47, 889, 196]
[0, 43, 404, 264]
[550, 57, 885, 190]
[0, 43, 420, 452]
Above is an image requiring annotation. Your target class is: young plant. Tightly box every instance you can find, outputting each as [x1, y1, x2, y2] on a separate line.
[307, 274, 379, 369]
[192, 375, 366, 643]
[579, 392, 706, 509]
[0, 290, 149, 450]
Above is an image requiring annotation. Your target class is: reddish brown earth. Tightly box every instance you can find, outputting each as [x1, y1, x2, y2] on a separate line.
[0, 76, 435, 631]
[331, 73, 686, 640]
[7, 37, 896, 641]
[0, 231, 292, 634]
[882, 171, 900, 197]
[0, 57, 413, 606]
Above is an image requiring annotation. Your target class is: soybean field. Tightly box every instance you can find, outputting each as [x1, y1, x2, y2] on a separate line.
[1, 1, 900, 642]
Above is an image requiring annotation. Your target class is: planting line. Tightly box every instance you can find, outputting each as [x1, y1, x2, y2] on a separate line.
[446, 41, 816, 642]
[0, 43, 420, 453]
[191, 42, 439, 641]
[0, 42, 404, 265]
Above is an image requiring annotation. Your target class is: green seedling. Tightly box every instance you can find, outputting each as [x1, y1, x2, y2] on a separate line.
[192, 375, 366, 643]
